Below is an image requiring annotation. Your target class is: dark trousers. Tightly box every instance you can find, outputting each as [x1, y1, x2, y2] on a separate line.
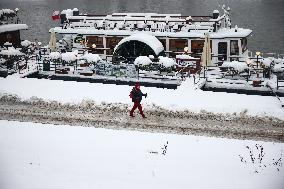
[130, 101, 145, 117]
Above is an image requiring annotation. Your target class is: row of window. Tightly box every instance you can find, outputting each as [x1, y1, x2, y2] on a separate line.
[83, 36, 247, 58]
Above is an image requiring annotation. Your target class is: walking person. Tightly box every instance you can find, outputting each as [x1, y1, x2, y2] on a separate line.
[129, 82, 147, 118]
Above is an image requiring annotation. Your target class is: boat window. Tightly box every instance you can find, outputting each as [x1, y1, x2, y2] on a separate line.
[230, 40, 239, 56]
[241, 38, 247, 53]
[191, 40, 204, 56]
[218, 42, 227, 61]
[106, 37, 123, 55]
[169, 39, 187, 57]
[86, 36, 103, 48]
[158, 39, 166, 50]
[86, 36, 104, 54]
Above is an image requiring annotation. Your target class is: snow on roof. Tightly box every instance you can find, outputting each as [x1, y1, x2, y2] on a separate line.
[221, 61, 248, 72]
[134, 56, 152, 66]
[0, 24, 28, 33]
[114, 33, 164, 55]
[4, 42, 12, 46]
[20, 40, 31, 47]
[158, 56, 176, 68]
[61, 9, 74, 16]
[49, 52, 61, 60]
[81, 53, 102, 63]
[213, 10, 219, 14]
[0, 47, 24, 56]
[210, 28, 252, 38]
[112, 12, 181, 17]
[53, 26, 252, 39]
[61, 51, 77, 62]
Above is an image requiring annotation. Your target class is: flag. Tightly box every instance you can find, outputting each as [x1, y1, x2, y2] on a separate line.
[52, 11, 60, 20]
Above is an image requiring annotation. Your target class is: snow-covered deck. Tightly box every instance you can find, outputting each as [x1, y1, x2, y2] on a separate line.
[37, 71, 182, 89]
[196, 66, 284, 97]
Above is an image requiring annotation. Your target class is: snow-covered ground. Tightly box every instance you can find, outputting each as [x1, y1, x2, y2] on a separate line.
[0, 76, 283, 119]
[0, 120, 283, 189]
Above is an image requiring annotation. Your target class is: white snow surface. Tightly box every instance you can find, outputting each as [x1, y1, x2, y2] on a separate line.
[0, 24, 28, 33]
[0, 47, 24, 56]
[20, 40, 31, 47]
[0, 120, 283, 189]
[61, 51, 77, 62]
[61, 9, 74, 17]
[81, 53, 102, 63]
[176, 54, 197, 60]
[0, 77, 283, 119]
[49, 52, 61, 60]
[222, 61, 248, 72]
[114, 33, 164, 55]
[273, 65, 284, 72]
[134, 56, 152, 66]
[262, 58, 273, 67]
[53, 25, 251, 39]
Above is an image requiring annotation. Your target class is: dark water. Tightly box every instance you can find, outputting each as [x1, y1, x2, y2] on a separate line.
[1, 0, 284, 54]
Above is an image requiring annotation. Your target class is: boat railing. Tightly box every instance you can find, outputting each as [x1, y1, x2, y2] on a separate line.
[64, 13, 219, 33]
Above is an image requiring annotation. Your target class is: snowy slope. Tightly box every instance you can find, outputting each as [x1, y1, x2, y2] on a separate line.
[0, 77, 283, 119]
[0, 120, 283, 189]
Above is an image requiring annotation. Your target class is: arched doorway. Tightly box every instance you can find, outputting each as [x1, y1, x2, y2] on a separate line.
[113, 33, 165, 63]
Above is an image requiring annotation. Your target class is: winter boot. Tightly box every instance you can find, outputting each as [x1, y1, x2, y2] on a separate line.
[130, 113, 135, 117]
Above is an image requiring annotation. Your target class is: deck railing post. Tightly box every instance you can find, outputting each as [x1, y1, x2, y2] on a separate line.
[277, 77, 279, 90]
[137, 65, 140, 80]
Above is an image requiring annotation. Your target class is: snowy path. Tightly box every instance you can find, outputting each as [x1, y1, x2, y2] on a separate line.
[0, 96, 283, 142]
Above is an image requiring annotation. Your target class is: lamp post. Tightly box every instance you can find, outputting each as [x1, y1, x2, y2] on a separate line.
[15, 8, 19, 24]
[255, 51, 261, 79]
[92, 43, 96, 54]
[256, 51, 261, 68]
[74, 50, 79, 71]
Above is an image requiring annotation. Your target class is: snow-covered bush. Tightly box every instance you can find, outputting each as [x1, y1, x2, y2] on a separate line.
[81, 53, 102, 64]
[49, 52, 61, 60]
[61, 51, 77, 63]
[134, 56, 152, 66]
[158, 56, 176, 68]
[21, 40, 31, 47]
[272, 65, 284, 73]
[261, 58, 274, 68]
[0, 47, 24, 56]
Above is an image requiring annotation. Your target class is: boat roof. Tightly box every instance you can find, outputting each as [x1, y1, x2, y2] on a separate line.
[52, 9, 252, 39]
[52, 27, 252, 39]
[0, 24, 28, 34]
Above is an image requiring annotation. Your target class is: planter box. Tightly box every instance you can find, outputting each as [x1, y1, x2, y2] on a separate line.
[253, 80, 262, 87]
[79, 63, 88, 67]
[80, 72, 93, 76]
